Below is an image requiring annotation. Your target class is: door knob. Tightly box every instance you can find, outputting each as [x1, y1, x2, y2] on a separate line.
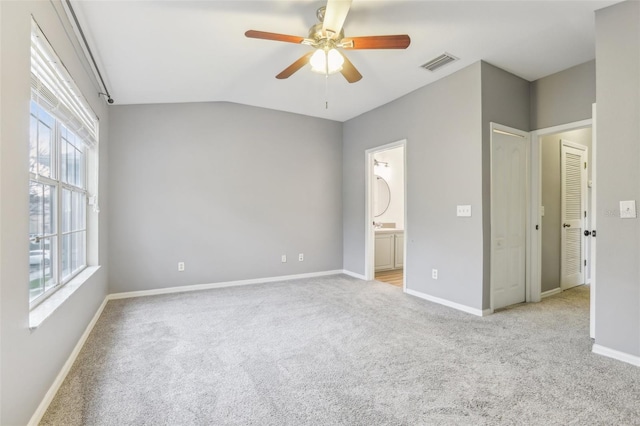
[563, 223, 571, 228]
[584, 230, 591, 236]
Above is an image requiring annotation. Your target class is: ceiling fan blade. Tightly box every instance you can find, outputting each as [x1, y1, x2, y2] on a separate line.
[245, 30, 305, 44]
[342, 35, 411, 50]
[276, 51, 314, 79]
[340, 54, 362, 83]
[323, 0, 352, 37]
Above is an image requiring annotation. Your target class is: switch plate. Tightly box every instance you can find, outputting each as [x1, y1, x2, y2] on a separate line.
[178, 262, 185, 272]
[432, 269, 438, 280]
[540, 206, 545, 216]
[620, 200, 637, 219]
[298, 253, 304, 261]
[457, 205, 471, 217]
[281, 255, 287, 263]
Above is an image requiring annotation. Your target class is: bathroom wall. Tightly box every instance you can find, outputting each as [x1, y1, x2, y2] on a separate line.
[374, 146, 405, 229]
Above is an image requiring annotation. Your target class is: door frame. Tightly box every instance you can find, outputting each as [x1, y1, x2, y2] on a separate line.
[364, 139, 407, 291]
[490, 123, 531, 311]
[529, 118, 593, 306]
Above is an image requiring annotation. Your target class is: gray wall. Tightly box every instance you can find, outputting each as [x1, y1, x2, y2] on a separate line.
[594, 0, 640, 356]
[108, 102, 343, 293]
[344, 62, 485, 310]
[541, 128, 592, 293]
[480, 62, 531, 308]
[0, 1, 110, 424]
[530, 60, 595, 130]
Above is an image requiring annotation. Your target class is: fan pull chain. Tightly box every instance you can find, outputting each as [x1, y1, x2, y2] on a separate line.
[325, 74, 329, 109]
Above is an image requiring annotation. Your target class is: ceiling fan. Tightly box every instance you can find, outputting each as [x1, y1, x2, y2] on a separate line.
[245, 0, 410, 83]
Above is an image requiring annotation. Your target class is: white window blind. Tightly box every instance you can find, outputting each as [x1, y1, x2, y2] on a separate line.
[30, 19, 98, 147]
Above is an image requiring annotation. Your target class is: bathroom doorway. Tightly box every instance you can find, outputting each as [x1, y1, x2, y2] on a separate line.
[365, 141, 406, 289]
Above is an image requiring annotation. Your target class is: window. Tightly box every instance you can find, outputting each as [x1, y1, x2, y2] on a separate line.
[29, 20, 97, 307]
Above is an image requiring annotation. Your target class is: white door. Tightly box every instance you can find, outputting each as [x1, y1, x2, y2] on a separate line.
[560, 141, 588, 290]
[491, 126, 528, 310]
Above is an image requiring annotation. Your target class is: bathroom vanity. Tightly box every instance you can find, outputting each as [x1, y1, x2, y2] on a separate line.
[374, 229, 404, 271]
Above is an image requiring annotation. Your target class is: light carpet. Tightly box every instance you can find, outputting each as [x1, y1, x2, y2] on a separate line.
[41, 275, 640, 425]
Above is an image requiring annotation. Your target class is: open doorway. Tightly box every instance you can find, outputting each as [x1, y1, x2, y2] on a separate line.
[365, 140, 407, 289]
[540, 130, 592, 296]
[531, 115, 595, 337]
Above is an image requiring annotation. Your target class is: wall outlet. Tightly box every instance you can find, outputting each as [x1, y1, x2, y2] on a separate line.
[281, 255, 287, 263]
[298, 253, 304, 261]
[456, 205, 472, 217]
[178, 262, 185, 272]
[432, 269, 438, 280]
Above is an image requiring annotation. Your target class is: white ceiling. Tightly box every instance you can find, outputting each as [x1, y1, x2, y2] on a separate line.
[71, 0, 618, 122]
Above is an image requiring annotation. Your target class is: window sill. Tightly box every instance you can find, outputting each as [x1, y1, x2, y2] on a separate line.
[29, 265, 101, 330]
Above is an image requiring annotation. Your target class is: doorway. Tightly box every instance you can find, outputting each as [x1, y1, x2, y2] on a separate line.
[365, 140, 407, 289]
[531, 115, 595, 337]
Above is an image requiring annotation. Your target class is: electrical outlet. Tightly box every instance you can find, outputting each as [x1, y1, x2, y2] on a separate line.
[457, 205, 472, 217]
[281, 255, 287, 263]
[432, 269, 438, 280]
[178, 262, 185, 272]
[298, 253, 304, 261]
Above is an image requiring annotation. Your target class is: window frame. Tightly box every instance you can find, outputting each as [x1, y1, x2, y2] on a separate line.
[29, 101, 89, 308]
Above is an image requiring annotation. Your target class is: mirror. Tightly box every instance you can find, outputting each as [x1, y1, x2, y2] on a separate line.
[374, 175, 391, 217]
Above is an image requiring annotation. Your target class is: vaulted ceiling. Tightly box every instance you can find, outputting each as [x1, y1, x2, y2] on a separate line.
[71, 0, 618, 121]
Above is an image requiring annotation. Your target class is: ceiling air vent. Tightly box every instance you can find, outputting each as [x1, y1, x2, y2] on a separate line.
[421, 53, 459, 72]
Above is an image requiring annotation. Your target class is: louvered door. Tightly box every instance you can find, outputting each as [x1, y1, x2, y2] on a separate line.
[561, 141, 587, 290]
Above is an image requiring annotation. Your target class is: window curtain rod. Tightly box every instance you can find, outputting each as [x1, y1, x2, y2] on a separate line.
[64, 0, 114, 104]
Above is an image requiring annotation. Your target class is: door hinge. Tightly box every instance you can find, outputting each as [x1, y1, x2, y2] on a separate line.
[584, 211, 587, 218]
[585, 162, 587, 169]
[585, 259, 587, 266]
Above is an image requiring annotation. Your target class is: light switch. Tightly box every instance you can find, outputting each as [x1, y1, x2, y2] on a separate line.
[620, 200, 637, 219]
[540, 206, 545, 216]
[457, 205, 472, 217]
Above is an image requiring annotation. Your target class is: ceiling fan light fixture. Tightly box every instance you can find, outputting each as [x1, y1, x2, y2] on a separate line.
[310, 48, 344, 74]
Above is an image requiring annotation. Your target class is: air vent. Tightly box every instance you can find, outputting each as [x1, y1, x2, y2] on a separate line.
[421, 53, 459, 72]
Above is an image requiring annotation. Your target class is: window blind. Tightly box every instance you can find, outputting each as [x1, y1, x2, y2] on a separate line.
[30, 19, 98, 147]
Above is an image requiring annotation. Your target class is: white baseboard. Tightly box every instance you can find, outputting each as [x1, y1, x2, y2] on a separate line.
[541, 287, 562, 298]
[342, 269, 367, 280]
[108, 270, 345, 300]
[405, 288, 491, 317]
[592, 344, 640, 367]
[27, 297, 109, 426]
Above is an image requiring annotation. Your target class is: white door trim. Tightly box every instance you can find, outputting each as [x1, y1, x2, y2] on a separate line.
[590, 103, 597, 339]
[490, 122, 530, 311]
[529, 118, 592, 303]
[365, 139, 407, 292]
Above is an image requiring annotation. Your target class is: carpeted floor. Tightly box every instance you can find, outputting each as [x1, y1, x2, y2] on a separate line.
[41, 275, 640, 425]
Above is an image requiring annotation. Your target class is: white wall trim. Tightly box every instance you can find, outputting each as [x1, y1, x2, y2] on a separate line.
[27, 297, 109, 426]
[342, 269, 367, 280]
[405, 288, 492, 317]
[592, 344, 640, 367]
[541, 287, 562, 298]
[109, 270, 345, 300]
